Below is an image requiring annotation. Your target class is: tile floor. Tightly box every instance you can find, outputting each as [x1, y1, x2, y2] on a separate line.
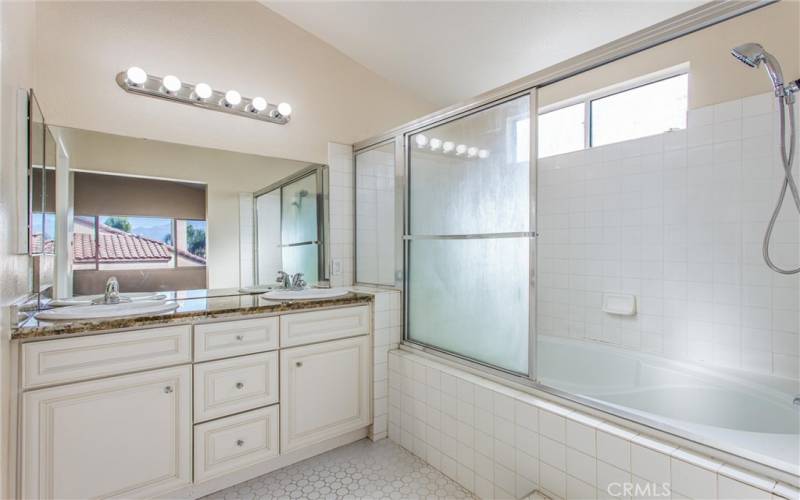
[203, 439, 476, 500]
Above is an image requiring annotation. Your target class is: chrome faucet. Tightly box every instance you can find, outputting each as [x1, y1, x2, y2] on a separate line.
[276, 271, 291, 289]
[103, 276, 121, 304]
[276, 271, 307, 290]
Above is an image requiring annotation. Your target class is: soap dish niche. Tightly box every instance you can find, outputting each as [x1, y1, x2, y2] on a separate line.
[602, 292, 636, 316]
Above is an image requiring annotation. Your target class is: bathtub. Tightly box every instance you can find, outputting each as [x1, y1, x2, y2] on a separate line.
[536, 335, 800, 475]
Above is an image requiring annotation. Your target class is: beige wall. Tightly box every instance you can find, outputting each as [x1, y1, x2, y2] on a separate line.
[57, 127, 310, 289]
[33, 1, 436, 164]
[0, 1, 36, 497]
[539, 1, 800, 109]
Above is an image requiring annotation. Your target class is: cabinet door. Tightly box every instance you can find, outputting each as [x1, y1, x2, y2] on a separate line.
[22, 366, 192, 499]
[280, 336, 371, 452]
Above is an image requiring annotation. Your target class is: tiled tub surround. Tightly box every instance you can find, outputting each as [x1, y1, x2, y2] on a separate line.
[388, 350, 799, 500]
[537, 92, 800, 380]
[354, 286, 403, 441]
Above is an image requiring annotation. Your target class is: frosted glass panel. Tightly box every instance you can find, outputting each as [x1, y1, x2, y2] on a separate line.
[281, 173, 318, 244]
[408, 238, 529, 373]
[356, 142, 395, 285]
[409, 95, 530, 235]
[282, 243, 319, 283]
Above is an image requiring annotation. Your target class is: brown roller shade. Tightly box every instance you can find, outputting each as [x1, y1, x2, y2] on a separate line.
[74, 171, 206, 219]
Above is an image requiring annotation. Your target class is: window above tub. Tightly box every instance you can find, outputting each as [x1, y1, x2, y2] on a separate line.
[537, 66, 688, 158]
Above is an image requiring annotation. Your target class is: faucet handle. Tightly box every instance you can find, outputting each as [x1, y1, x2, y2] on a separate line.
[276, 271, 288, 283]
[291, 273, 306, 289]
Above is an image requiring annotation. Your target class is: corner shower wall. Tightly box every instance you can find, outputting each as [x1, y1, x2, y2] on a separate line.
[537, 91, 800, 379]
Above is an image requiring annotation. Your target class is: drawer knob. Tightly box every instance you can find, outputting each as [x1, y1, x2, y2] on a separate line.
[235, 382, 244, 389]
[235, 335, 244, 341]
[236, 439, 245, 447]
[163, 386, 173, 394]
[295, 362, 303, 367]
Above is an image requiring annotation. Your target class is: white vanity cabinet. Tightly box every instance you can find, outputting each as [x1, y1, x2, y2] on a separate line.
[21, 365, 192, 500]
[280, 335, 371, 452]
[13, 302, 372, 500]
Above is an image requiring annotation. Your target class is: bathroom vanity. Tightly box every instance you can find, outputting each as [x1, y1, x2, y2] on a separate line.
[9, 291, 373, 499]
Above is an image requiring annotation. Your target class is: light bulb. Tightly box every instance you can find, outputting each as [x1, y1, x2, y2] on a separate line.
[414, 134, 428, 148]
[478, 149, 490, 159]
[193, 83, 212, 100]
[125, 66, 147, 86]
[277, 102, 292, 116]
[250, 96, 268, 112]
[224, 90, 242, 107]
[429, 138, 442, 151]
[467, 147, 479, 157]
[442, 141, 455, 153]
[162, 75, 182, 93]
[455, 144, 467, 155]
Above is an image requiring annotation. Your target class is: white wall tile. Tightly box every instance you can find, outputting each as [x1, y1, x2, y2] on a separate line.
[536, 92, 800, 378]
[718, 476, 772, 500]
[671, 458, 717, 499]
[388, 350, 786, 500]
[597, 430, 632, 471]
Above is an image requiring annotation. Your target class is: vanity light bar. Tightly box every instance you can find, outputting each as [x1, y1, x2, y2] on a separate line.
[414, 134, 489, 159]
[116, 67, 292, 125]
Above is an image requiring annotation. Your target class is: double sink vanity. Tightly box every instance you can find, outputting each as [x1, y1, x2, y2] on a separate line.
[10, 289, 375, 499]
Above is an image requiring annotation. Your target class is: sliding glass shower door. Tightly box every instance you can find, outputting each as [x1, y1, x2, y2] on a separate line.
[405, 93, 536, 376]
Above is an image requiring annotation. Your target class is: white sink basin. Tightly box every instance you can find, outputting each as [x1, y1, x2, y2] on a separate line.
[237, 285, 276, 294]
[49, 293, 167, 307]
[261, 288, 349, 301]
[35, 300, 179, 321]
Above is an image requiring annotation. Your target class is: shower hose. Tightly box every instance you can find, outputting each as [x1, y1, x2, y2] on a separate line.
[763, 94, 799, 274]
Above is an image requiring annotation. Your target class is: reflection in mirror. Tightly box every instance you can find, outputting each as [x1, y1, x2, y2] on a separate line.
[254, 165, 329, 287]
[355, 141, 395, 285]
[28, 91, 45, 255]
[49, 126, 314, 297]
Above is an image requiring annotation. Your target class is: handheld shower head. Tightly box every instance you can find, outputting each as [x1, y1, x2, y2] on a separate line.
[731, 42, 786, 91]
[731, 42, 765, 68]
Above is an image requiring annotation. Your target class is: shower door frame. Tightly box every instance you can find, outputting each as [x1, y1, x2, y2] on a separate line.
[252, 163, 330, 287]
[352, 0, 799, 483]
[400, 88, 540, 383]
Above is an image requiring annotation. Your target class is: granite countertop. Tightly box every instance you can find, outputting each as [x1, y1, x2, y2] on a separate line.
[12, 288, 372, 340]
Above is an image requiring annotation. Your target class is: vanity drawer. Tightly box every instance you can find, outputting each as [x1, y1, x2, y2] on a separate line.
[194, 405, 279, 482]
[194, 316, 278, 362]
[280, 305, 370, 348]
[21, 325, 192, 389]
[194, 352, 279, 423]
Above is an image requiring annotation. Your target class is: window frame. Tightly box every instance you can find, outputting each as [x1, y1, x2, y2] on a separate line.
[74, 214, 208, 271]
[537, 64, 689, 156]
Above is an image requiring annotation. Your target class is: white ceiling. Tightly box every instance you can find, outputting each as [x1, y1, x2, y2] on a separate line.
[263, 1, 705, 107]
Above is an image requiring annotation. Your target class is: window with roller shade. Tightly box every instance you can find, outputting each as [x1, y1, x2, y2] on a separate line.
[72, 172, 208, 293]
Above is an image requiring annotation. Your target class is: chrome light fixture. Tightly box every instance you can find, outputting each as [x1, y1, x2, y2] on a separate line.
[116, 67, 292, 125]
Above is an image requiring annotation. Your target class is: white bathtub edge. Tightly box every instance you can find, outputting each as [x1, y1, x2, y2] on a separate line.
[389, 347, 800, 498]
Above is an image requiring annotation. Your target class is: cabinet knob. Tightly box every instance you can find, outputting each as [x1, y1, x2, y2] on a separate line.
[163, 386, 173, 394]
[295, 362, 303, 367]
[236, 439, 245, 447]
[235, 382, 244, 389]
[235, 335, 244, 341]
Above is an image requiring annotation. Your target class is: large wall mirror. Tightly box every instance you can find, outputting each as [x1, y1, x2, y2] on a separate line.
[26, 122, 328, 298]
[28, 91, 55, 257]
